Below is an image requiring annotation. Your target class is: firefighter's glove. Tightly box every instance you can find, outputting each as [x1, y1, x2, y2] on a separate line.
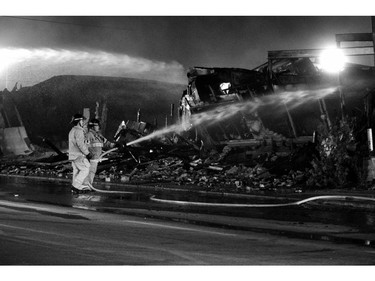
[86, 153, 93, 160]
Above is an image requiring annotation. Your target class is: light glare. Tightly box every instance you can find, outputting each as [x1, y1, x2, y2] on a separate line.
[319, 48, 347, 73]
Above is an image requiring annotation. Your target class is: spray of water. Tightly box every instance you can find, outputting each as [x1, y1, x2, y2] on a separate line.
[127, 86, 338, 146]
[0, 47, 186, 89]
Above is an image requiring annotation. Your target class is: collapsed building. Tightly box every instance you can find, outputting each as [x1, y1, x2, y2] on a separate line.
[179, 60, 375, 155]
[2, 32, 375, 191]
[178, 42, 375, 171]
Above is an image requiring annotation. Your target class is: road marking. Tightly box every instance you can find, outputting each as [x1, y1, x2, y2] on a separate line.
[0, 222, 225, 263]
[0, 200, 237, 237]
[121, 219, 237, 237]
[0, 200, 69, 213]
[0, 222, 72, 236]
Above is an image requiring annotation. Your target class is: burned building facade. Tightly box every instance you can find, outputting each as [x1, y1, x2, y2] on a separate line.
[179, 55, 375, 157]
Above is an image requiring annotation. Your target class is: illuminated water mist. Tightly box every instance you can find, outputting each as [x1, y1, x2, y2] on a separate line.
[127, 86, 338, 146]
[0, 47, 186, 88]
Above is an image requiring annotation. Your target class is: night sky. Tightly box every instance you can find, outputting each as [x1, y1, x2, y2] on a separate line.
[0, 3, 373, 89]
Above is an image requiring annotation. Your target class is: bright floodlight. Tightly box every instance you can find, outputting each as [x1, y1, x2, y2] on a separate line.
[319, 48, 347, 73]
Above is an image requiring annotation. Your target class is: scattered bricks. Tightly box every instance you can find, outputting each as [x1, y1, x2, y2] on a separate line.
[151, 170, 162, 176]
[203, 150, 220, 165]
[208, 165, 223, 171]
[147, 163, 160, 171]
[9, 167, 20, 174]
[270, 155, 278, 162]
[226, 166, 239, 175]
[0, 137, 319, 195]
[177, 173, 188, 181]
[235, 180, 243, 189]
[257, 170, 271, 179]
[218, 146, 232, 161]
[171, 167, 184, 175]
[190, 159, 202, 167]
[199, 176, 208, 182]
[125, 168, 137, 179]
[294, 172, 305, 182]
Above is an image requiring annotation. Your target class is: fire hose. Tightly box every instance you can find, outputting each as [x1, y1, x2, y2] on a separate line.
[86, 147, 134, 194]
[90, 147, 119, 164]
[149, 195, 375, 208]
[83, 148, 375, 207]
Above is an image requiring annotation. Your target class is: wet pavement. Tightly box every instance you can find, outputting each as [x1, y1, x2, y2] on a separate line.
[1, 174, 375, 248]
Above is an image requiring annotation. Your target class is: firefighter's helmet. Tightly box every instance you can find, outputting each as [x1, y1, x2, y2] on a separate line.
[88, 118, 100, 127]
[70, 113, 86, 124]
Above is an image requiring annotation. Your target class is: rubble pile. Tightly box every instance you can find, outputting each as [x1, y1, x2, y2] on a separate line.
[0, 163, 71, 179]
[130, 155, 306, 194]
[0, 146, 307, 194]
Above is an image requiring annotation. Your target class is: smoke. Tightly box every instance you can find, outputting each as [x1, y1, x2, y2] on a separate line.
[0, 47, 187, 89]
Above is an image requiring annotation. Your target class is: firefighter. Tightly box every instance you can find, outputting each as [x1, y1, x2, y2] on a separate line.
[84, 118, 115, 188]
[68, 113, 92, 194]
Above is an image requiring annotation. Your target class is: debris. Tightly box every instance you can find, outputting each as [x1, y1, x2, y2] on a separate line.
[3, 57, 374, 193]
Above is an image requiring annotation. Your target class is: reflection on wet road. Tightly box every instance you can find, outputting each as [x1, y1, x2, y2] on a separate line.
[1, 176, 375, 234]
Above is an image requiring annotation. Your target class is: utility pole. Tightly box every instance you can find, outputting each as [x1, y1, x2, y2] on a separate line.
[372, 16, 375, 66]
[170, 103, 175, 124]
[137, 108, 141, 123]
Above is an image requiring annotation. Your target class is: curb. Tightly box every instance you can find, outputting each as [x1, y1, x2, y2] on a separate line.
[72, 204, 375, 249]
[2, 173, 375, 248]
[1, 173, 375, 210]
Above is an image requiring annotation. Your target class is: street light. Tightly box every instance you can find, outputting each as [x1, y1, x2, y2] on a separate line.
[319, 48, 347, 120]
[319, 48, 347, 73]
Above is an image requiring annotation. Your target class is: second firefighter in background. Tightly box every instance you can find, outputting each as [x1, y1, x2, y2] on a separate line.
[68, 113, 92, 193]
[84, 118, 115, 188]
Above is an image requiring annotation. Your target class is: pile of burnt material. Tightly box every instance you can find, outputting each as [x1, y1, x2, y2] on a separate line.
[0, 139, 314, 194]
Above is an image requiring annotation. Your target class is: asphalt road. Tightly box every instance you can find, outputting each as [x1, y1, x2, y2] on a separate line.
[1, 199, 375, 265]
